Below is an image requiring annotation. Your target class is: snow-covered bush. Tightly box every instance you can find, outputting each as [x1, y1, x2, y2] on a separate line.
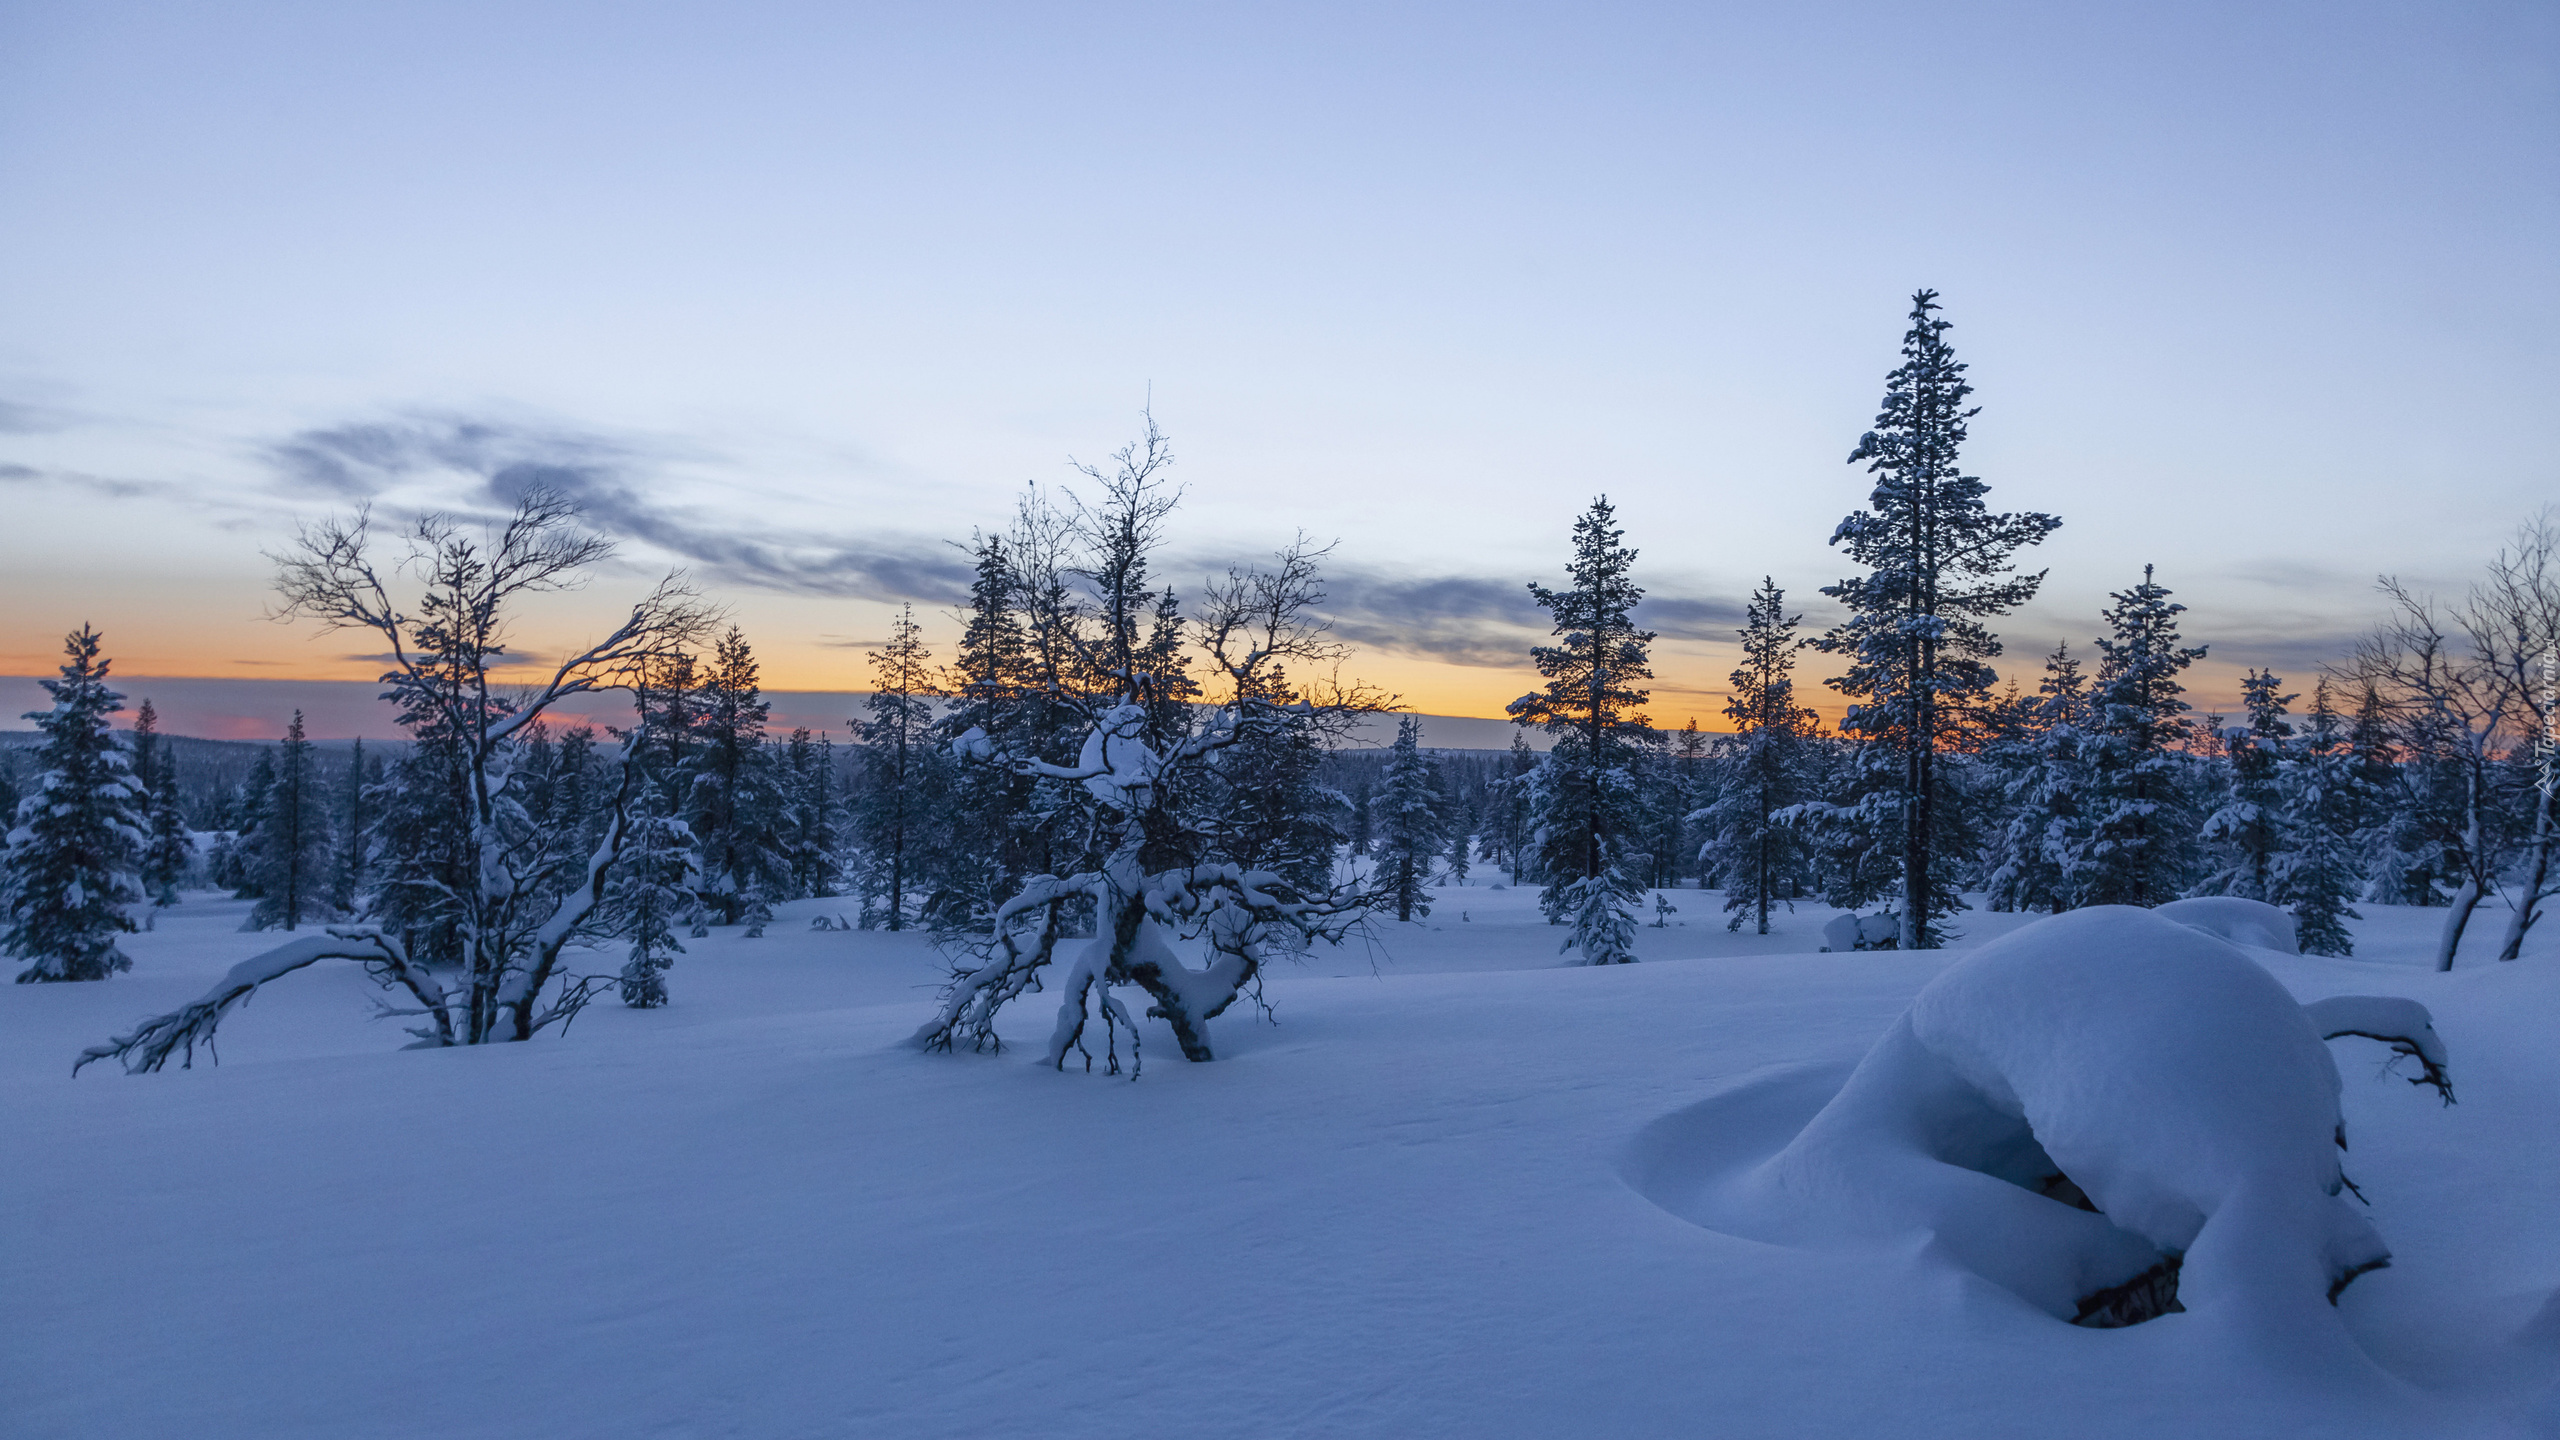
[1716, 904, 2449, 1328]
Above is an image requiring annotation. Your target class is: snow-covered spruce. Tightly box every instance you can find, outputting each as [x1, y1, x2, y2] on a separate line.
[1376, 715, 1445, 922]
[3, 625, 147, 983]
[606, 782, 691, 1008]
[1506, 496, 1656, 965]
[2072, 565, 2208, 908]
[1816, 290, 2060, 949]
[1719, 902, 2450, 1329]
[1693, 577, 1818, 935]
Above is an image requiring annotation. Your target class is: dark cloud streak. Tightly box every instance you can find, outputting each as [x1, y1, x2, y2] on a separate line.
[261, 414, 974, 606]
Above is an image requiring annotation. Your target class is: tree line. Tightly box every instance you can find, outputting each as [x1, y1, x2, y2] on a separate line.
[10, 292, 2553, 1076]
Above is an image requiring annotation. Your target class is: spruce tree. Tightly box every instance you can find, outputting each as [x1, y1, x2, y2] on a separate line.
[1712, 579, 1821, 929]
[2274, 678, 2366, 956]
[1819, 291, 2060, 947]
[780, 727, 843, 899]
[141, 745, 192, 906]
[856, 604, 939, 930]
[248, 710, 333, 930]
[2197, 671, 2295, 900]
[1444, 785, 1476, 888]
[1194, 656, 1346, 899]
[327, 737, 377, 914]
[689, 626, 786, 920]
[1696, 578, 1817, 933]
[1377, 715, 1446, 921]
[610, 762, 690, 1007]
[217, 749, 278, 896]
[132, 701, 191, 906]
[3, 625, 147, 982]
[130, 697, 163, 839]
[2073, 566, 2208, 906]
[924, 534, 1037, 934]
[1505, 497, 1655, 964]
[1492, 730, 1537, 882]
[1983, 643, 2092, 913]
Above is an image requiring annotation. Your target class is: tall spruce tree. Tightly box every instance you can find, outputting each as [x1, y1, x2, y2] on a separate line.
[2073, 566, 2208, 906]
[856, 604, 939, 930]
[3, 625, 147, 982]
[1697, 578, 1817, 933]
[141, 744, 192, 906]
[689, 626, 785, 921]
[1377, 715, 1446, 921]
[1491, 730, 1538, 882]
[2274, 678, 2367, 956]
[923, 533, 1039, 933]
[130, 697, 163, 837]
[2197, 671, 2296, 900]
[1505, 497, 1655, 964]
[248, 710, 333, 930]
[1819, 291, 2060, 947]
[132, 699, 190, 906]
[327, 737, 377, 914]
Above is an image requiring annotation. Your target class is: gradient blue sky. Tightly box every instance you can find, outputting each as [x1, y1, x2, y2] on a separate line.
[3, 0, 2553, 735]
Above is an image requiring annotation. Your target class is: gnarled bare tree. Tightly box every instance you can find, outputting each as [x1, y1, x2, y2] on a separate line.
[79, 488, 714, 1072]
[914, 535, 1394, 1071]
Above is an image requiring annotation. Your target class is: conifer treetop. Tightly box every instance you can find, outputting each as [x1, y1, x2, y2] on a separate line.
[1508, 495, 1655, 746]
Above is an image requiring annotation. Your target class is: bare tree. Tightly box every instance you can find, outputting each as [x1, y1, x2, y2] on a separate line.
[2469, 514, 2559, 960]
[79, 489, 713, 1071]
[2349, 513, 2559, 969]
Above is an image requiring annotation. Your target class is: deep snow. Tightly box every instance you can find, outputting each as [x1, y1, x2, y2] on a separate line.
[4, 885, 2556, 1438]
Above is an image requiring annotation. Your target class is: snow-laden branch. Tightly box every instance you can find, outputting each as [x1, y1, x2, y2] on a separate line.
[2300, 995, 2455, 1105]
[75, 928, 431, 1075]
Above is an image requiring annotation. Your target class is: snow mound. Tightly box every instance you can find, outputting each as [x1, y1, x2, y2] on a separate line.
[1820, 912, 1900, 952]
[2156, 895, 2298, 953]
[1631, 906, 2441, 1343]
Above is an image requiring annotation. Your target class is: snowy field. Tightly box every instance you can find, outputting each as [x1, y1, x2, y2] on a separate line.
[5, 886, 2556, 1439]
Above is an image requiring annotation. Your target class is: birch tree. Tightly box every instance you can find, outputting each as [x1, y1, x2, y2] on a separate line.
[78, 489, 713, 1070]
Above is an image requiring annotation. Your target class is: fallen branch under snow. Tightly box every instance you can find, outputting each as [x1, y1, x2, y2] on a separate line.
[74, 927, 426, 1076]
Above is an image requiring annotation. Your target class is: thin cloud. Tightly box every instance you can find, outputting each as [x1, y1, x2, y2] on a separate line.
[260, 413, 974, 606]
[0, 399, 70, 435]
[0, 464, 168, 500]
[1317, 572, 1547, 668]
[1636, 595, 1752, 640]
[1312, 570, 1758, 668]
[266, 418, 627, 500]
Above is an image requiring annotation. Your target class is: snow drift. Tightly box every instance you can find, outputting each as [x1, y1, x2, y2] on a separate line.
[1636, 903, 2451, 1339]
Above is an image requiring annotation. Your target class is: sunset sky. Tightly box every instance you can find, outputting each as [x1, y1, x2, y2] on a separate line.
[3, 1, 2553, 742]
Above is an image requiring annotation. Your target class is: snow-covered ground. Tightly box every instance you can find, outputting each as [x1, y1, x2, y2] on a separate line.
[5, 885, 2555, 1438]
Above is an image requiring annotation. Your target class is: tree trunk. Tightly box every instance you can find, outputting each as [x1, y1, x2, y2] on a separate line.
[2496, 787, 2552, 962]
[2435, 771, 2489, 971]
[1756, 832, 1770, 936]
